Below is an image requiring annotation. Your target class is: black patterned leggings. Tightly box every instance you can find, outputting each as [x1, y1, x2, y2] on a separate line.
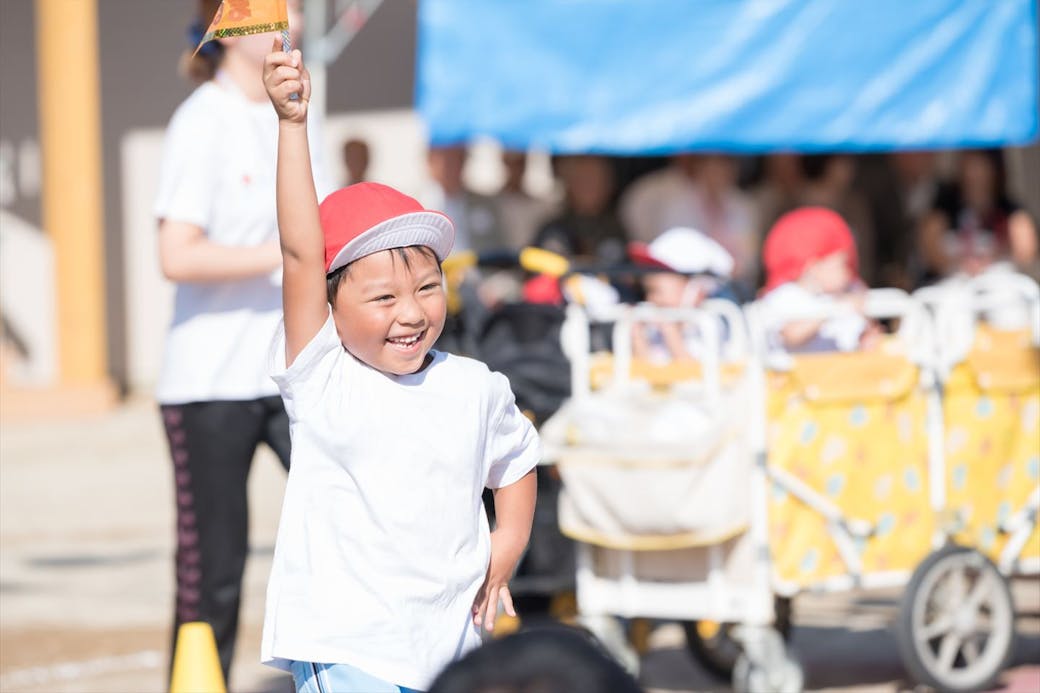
[160, 396, 291, 685]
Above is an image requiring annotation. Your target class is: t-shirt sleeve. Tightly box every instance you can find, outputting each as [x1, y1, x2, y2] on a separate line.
[153, 95, 220, 228]
[270, 312, 343, 420]
[484, 372, 541, 489]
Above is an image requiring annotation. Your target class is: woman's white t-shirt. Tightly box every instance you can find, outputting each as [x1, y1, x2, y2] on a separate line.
[262, 316, 541, 689]
[153, 77, 329, 404]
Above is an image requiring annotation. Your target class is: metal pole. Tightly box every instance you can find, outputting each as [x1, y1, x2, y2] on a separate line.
[304, 0, 328, 122]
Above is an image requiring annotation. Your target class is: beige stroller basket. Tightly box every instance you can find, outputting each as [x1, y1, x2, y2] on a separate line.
[541, 299, 800, 692]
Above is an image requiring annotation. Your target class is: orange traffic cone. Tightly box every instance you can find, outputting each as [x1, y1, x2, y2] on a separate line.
[169, 622, 226, 693]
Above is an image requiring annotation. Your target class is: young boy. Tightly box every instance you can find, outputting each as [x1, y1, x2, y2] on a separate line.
[261, 47, 539, 693]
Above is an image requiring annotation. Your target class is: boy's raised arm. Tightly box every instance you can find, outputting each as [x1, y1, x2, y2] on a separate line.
[264, 44, 330, 366]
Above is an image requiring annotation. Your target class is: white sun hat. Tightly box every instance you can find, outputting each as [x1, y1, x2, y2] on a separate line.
[628, 226, 734, 278]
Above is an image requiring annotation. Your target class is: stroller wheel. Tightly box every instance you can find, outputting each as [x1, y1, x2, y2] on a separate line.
[896, 545, 1015, 693]
[682, 597, 792, 679]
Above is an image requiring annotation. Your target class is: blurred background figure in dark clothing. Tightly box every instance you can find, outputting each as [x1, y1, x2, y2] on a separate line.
[918, 149, 1038, 282]
[535, 155, 627, 263]
[798, 154, 876, 285]
[856, 151, 938, 290]
[751, 153, 806, 246]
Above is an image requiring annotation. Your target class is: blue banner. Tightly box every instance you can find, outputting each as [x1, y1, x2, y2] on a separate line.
[416, 0, 1039, 153]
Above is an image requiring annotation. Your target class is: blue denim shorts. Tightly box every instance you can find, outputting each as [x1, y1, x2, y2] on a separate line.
[290, 660, 425, 693]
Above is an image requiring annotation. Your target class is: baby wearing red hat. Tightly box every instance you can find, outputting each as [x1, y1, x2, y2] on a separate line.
[759, 208, 879, 354]
[261, 49, 539, 693]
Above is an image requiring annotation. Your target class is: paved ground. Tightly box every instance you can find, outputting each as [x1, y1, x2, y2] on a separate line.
[0, 398, 1037, 692]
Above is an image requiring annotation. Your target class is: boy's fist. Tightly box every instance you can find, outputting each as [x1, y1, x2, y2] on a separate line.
[263, 41, 309, 123]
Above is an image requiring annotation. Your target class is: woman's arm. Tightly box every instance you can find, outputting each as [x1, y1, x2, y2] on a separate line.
[158, 219, 281, 282]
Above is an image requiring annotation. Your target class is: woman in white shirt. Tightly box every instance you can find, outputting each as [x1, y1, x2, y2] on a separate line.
[153, 0, 325, 683]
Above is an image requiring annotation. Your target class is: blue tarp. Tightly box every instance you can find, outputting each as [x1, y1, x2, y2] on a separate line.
[416, 0, 1039, 154]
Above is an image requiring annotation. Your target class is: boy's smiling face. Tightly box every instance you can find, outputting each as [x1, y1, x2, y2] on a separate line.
[332, 247, 446, 375]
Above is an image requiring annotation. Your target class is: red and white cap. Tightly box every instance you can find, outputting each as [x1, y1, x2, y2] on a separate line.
[628, 227, 734, 278]
[320, 182, 455, 273]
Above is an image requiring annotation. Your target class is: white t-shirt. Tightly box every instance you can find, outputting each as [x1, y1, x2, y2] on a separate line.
[153, 77, 330, 404]
[758, 282, 867, 354]
[262, 315, 541, 689]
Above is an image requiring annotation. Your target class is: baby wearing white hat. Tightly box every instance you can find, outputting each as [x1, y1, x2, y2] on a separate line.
[627, 227, 736, 363]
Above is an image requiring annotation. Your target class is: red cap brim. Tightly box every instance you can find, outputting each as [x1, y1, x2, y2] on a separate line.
[627, 241, 675, 272]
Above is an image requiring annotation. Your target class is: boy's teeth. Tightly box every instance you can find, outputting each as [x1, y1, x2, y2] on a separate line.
[390, 334, 420, 345]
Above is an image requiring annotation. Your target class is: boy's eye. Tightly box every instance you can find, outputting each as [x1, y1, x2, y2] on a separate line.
[373, 294, 394, 302]
[420, 283, 441, 292]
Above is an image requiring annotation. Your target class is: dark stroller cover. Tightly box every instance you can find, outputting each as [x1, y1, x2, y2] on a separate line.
[478, 302, 576, 598]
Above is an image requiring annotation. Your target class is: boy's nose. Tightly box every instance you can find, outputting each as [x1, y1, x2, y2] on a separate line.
[396, 295, 425, 326]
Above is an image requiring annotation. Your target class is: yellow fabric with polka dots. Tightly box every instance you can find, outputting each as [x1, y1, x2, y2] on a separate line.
[765, 351, 935, 589]
[942, 327, 1040, 566]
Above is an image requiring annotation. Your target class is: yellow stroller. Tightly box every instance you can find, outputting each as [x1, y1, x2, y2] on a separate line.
[894, 271, 1040, 692]
[541, 298, 802, 692]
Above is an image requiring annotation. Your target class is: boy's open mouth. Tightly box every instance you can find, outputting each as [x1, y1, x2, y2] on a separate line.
[386, 330, 426, 351]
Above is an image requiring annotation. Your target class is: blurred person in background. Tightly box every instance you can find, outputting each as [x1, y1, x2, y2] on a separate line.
[493, 149, 558, 250]
[918, 149, 1038, 282]
[758, 208, 879, 355]
[341, 137, 370, 185]
[534, 155, 627, 263]
[425, 144, 505, 252]
[428, 626, 644, 693]
[750, 152, 805, 246]
[153, 0, 327, 682]
[856, 151, 938, 290]
[798, 154, 877, 285]
[620, 154, 757, 290]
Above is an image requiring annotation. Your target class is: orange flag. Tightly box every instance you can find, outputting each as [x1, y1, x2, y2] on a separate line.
[194, 0, 290, 56]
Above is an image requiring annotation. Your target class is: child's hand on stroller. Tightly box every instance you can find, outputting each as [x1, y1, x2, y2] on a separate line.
[472, 531, 525, 632]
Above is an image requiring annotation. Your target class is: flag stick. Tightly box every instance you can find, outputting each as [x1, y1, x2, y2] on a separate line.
[282, 27, 299, 101]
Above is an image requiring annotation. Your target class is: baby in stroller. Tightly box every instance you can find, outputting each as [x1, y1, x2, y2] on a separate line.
[758, 207, 880, 354]
[627, 226, 739, 364]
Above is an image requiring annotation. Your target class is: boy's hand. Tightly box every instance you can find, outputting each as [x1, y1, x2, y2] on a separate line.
[263, 42, 309, 123]
[472, 530, 525, 632]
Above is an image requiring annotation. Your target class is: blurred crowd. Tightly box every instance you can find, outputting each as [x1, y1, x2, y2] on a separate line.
[351, 144, 1037, 299]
